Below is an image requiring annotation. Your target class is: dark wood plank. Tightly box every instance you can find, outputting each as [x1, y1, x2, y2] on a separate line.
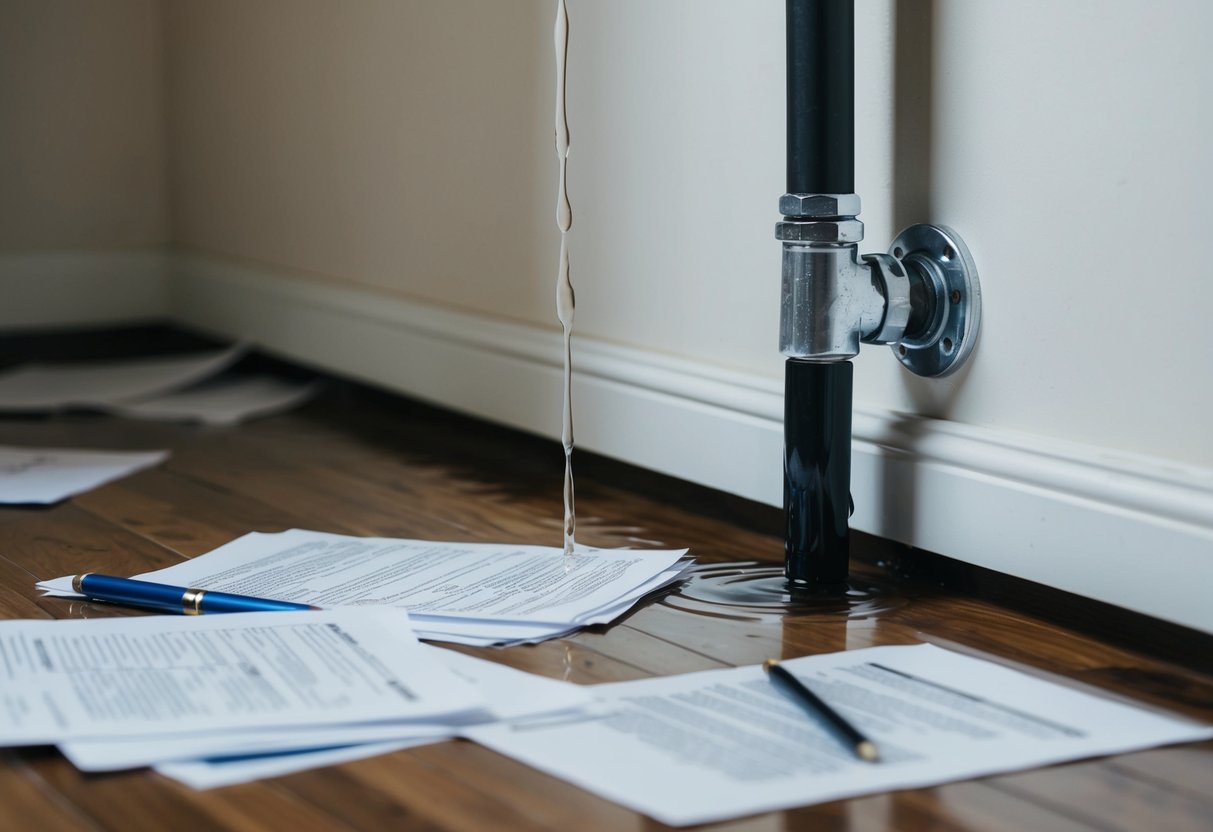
[1105, 744, 1213, 802]
[406, 741, 642, 831]
[72, 468, 302, 558]
[337, 749, 557, 832]
[0, 752, 101, 831]
[0, 503, 187, 584]
[263, 767, 448, 832]
[23, 750, 359, 832]
[989, 758, 1213, 832]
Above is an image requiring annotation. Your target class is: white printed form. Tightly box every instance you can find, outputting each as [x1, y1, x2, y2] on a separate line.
[0, 608, 485, 746]
[466, 643, 1213, 827]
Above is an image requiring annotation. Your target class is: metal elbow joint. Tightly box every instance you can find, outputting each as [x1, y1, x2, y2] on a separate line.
[777, 194, 981, 376]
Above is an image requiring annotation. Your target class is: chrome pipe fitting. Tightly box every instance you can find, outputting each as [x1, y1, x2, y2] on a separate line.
[776, 193, 981, 376]
[860, 253, 911, 346]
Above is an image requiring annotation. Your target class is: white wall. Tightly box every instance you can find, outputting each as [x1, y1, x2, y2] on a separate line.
[3, 1, 1212, 630]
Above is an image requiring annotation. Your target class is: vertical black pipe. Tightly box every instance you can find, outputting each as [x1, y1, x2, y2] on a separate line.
[784, 360, 852, 585]
[783, 1, 856, 586]
[786, 0, 854, 195]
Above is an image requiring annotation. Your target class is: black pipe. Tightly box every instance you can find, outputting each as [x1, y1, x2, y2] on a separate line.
[786, 0, 854, 196]
[784, 359, 852, 585]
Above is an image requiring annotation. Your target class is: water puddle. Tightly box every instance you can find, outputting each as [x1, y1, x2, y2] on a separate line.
[660, 561, 902, 623]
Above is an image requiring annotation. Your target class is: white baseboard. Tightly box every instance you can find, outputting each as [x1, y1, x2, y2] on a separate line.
[169, 250, 1213, 635]
[0, 250, 169, 331]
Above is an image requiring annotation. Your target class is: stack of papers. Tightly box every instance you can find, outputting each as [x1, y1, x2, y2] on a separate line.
[0, 608, 597, 789]
[40, 529, 693, 646]
[0, 345, 317, 425]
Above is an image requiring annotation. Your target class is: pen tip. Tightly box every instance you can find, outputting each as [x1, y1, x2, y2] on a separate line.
[762, 658, 777, 672]
[857, 741, 881, 763]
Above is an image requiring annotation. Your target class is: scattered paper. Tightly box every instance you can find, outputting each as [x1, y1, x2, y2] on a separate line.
[465, 643, 1213, 827]
[0, 345, 246, 411]
[0, 608, 486, 747]
[0, 445, 167, 504]
[41, 529, 692, 645]
[108, 375, 319, 426]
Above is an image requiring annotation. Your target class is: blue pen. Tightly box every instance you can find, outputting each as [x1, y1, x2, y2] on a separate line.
[72, 573, 319, 615]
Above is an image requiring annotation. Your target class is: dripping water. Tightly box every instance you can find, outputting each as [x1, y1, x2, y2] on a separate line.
[554, 0, 576, 556]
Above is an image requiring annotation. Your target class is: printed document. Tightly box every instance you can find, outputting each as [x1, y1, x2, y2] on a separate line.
[466, 643, 1213, 826]
[0, 608, 485, 746]
[0, 446, 167, 504]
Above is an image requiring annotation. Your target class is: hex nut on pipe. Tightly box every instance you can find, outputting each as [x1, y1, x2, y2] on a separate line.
[775, 219, 865, 245]
[779, 193, 862, 218]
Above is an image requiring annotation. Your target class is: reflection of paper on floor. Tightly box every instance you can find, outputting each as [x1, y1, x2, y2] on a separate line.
[0, 445, 167, 504]
[466, 643, 1213, 827]
[0, 344, 246, 411]
[108, 375, 319, 426]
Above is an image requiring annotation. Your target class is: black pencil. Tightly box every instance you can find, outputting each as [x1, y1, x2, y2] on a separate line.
[763, 658, 880, 763]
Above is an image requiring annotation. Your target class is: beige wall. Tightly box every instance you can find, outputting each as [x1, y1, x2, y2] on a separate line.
[164, 0, 556, 325]
[0, 0, 168, 250]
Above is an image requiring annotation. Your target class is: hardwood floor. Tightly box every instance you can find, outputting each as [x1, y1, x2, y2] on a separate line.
[2, 332, 1211, 831]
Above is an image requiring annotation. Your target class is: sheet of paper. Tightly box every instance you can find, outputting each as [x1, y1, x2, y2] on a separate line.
[108, 375, 318, 426]
[0, 608, 486, 747]
[0, 446, 167, 504]
[0, 345, 245, 411]
[466, 643, 1213, 827]
[60, 645, 596, 771]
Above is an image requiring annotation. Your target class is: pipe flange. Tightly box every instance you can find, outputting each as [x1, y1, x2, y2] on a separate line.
[889, 224, 981, 377]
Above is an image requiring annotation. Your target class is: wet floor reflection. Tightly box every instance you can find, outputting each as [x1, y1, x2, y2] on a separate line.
[658, 562, 904, 624]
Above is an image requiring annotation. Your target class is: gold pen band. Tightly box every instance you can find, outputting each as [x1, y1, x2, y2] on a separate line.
[181, 588, 207, 615]
[72, 573, 91, 594]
